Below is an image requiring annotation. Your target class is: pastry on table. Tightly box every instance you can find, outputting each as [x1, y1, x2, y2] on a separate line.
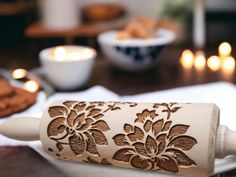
[117, 17, 159, 40]
[0, 79, 14, 98]
[0, 79, 37, 118]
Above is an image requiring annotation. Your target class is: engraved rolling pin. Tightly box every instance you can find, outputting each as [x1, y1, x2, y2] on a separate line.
[0, 101, 236, 177]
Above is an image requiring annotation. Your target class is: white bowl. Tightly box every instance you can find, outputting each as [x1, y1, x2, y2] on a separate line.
[39, 45, 96, 90]
[98, 29, 175, 71]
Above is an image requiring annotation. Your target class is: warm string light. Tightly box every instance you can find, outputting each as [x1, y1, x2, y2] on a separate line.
[194, 51, 206, 71]
[180, 42, 235, 76]
[222, 56, 235, 71]
[23, 80, 39, 93]
[180, 50, 194, 69]
[218, 42, 232, 57]
[207, 56, 221, 71]
[12, 69, 27, 80]
[12, 68, 40, 93]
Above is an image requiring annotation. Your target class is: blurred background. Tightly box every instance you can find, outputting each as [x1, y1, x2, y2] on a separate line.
[2, 1, 236, 177]
[0, 0, 236, 94]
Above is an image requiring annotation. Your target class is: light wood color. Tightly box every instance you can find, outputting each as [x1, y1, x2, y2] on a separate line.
[0, 117, 40, 141]
[25, 23, 107, 44]
[2, 101, 236, 177]
[216, 125, 236, 158]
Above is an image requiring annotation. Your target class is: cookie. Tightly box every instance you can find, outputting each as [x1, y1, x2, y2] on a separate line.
[117, 17, 158, 40]
[0, 79, 14, 98]
[0, 87, 37, 118]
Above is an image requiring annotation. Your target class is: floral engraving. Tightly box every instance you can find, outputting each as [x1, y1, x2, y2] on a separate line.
[47, 101, 138, 158]
[47, 101, 112, 157]
[112, 103, 197, 173]
[83, 156, 112, 165]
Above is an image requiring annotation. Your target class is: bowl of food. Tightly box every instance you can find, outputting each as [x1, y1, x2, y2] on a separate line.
[98, 17, 175, 71]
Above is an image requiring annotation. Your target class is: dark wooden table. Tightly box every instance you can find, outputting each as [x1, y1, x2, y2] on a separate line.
[25, 23, 108, 44]
[1, 45, 236, 177]
[86, 46, 235, 96]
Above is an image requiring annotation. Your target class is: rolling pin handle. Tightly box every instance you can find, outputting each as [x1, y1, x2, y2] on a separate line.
[216, 125, 236, 158]
[0, 117, 40, 141]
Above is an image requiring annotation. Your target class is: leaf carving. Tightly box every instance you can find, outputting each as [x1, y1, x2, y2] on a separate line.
[63, 101, 77, 109]
[93, 114, 104, 119]
[47, 117, 66, 137]
[111, 107, 121, 111]
[168, 124, 189, 139]
[157, 155, 178, 173]
[92, 120, 110, 132]
[67, 110, 78, 127]
[113, 134, 129, 146]
[77, 118, 93, 131]
[69, 134, 85, 155]
[56, 142, 64, 152]
[162, 121, 172, 131]
[127, 126, 144, 142]
[90, 129, 108, 145]
[171, 107, 181, 113]
[152, 119, 164, 136]
[73, 113, 85, 127]
[94, 101, 105, 106]
[128, 102, 137, 107]
[170, 103, 177, 107]
[144, 120, 152, 132]
[145, 135, 157, 154]
[73, 102, 86, 112]
[131, 155, 149, 169]
[133, 142, 148, 156]
[156, 134, 166, 154]
[124, 124, 133, 133]
[135, 109, 157, 123]
[166, 148, 196, 166]
[88, 109, 102, 117]
[86, 105, 96, 111]
[153, 104, 159, 108]
[168, 136, 197, 151]
[48, 106, 68, 118]
[113, 148, 134, 162]
[85, 132, 99, 155]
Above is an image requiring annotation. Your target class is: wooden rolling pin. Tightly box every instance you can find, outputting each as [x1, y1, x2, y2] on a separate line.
[0, 101, 235, 177]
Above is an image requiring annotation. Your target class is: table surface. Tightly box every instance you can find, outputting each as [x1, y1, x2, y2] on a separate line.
[86, 46, 235, 96]
[1, 45, 236, 177]
[25, 23, 107, 38]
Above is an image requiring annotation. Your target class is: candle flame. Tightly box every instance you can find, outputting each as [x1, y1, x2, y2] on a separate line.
[12, 69, 27, 79]
[24, 80, 39, 93]
[222, 56, 235, 72]
[207, 56, 221, 71]
[194, 51, 206, 71]
[219, 42, 232, 57]
[180, 49, 194, 69]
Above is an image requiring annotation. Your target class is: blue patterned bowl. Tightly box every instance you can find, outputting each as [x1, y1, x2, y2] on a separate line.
[98, 29, 175, 71]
